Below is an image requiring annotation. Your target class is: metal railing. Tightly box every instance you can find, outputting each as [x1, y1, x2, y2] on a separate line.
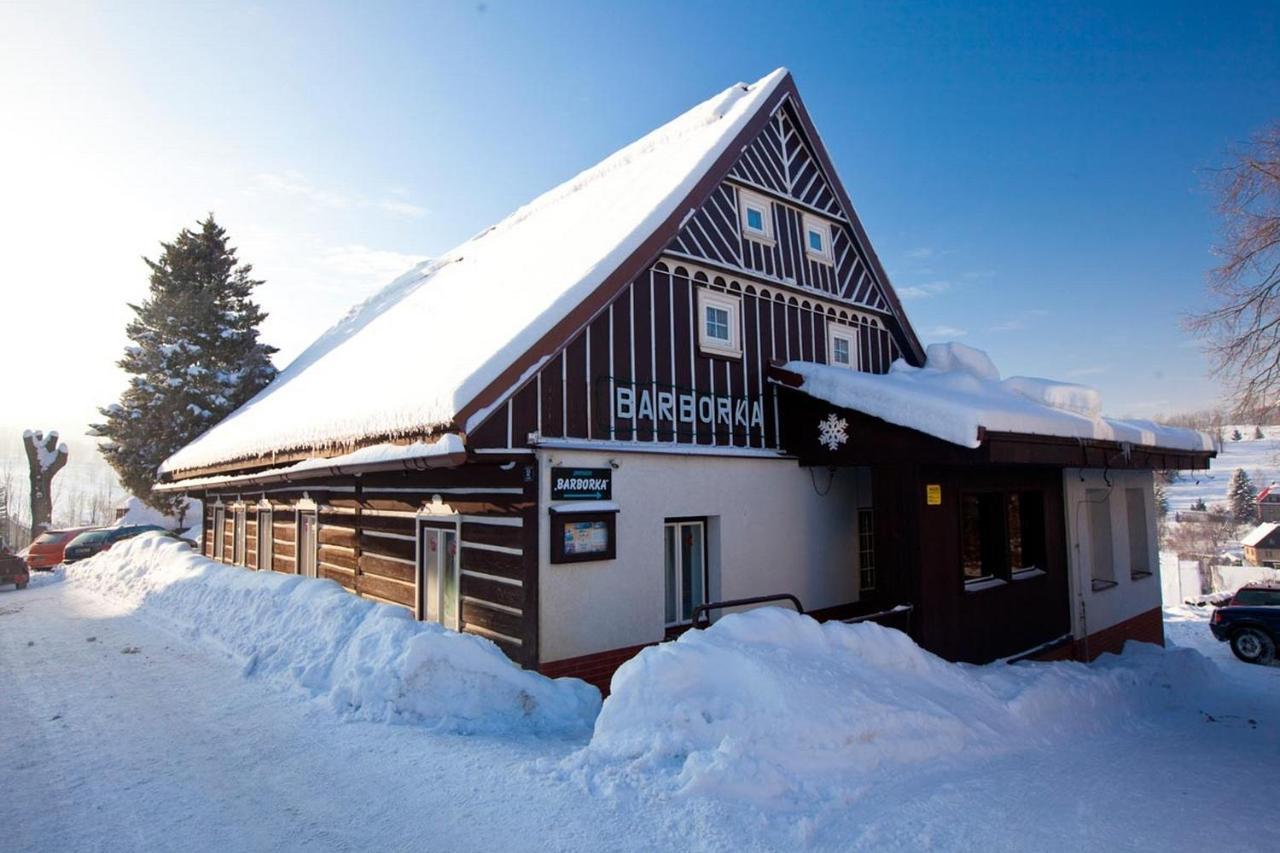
[691, 593, 805, 629]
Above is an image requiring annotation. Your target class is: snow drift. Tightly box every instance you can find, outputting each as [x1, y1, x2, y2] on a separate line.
[786, 342, 1211, 451]
[575, 607, 1216, 805]
[65, 534, 600, 736]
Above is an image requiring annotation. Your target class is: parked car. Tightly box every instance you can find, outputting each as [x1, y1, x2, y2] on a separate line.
[25, 526, 97, 570]
[62, 525, 167, 563]
[1, 551, 29, 589]
[1210, 584, 1280, 664]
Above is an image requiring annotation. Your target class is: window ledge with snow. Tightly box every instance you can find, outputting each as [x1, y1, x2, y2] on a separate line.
[964, 577, 1008, 593]
[1011, 567, 1046, 581]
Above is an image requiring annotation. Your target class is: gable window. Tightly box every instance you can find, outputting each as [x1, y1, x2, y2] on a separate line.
[697, 289, 742, 358]
[962, 490, 1046, 589]
[827, 325, 856, 369]
[803, 213, 834, 264]
[738, 188, 774, 243]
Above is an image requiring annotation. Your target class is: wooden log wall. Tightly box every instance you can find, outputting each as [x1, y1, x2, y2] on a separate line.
[468, 260, 897, 452]
[193, 458, 540, 667]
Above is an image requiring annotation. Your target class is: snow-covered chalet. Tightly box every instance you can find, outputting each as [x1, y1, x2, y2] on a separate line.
[157, 69, 1215, 689]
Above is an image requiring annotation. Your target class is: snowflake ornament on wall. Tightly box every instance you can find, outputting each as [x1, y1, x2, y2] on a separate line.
[818, 413, 849, 451]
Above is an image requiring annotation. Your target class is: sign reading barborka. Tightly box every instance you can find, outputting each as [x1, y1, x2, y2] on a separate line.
[606, 379, 765, 441]
[551, 467, 612, 501]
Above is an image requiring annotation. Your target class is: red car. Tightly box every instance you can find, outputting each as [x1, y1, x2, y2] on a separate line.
[1, 551, 28, 589]
[25, 527, 97, 570]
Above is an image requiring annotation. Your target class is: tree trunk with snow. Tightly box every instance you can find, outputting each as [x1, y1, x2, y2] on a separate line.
[24, 429, 68, 537]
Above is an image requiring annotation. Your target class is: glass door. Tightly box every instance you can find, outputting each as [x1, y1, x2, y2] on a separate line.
[418, 522, 460, 629]
[298, 511, 317, 578]
[664, 519, 706, 626]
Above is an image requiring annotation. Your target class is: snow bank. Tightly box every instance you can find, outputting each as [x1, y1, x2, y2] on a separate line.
[67, 534, 600, 736]
[113, 495, 203, 532]
[574, 607, 1215, 805]
[786, 342, 1211, 451]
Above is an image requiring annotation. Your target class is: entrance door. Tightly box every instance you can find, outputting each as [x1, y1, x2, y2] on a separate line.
[417, 521, 460, 630]
[297, 511, 318, 578]
[664, 518, 706, 627]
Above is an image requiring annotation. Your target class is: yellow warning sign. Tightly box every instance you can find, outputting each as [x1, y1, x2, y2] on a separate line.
[926, 484, 942, 506]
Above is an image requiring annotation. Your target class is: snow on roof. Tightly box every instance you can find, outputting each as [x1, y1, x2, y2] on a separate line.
[784, 342, 1214, 453]
[1242, 522, 1280, 548]
[161, 70, 789, 475]
[156, 434, 467, 491]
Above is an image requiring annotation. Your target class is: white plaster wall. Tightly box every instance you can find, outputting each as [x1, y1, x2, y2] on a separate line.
[1062, 468, 1162, 641]
[537, 449, 866, 662]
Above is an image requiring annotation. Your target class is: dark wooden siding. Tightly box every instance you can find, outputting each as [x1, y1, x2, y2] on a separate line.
[194, 460, 539, 667]
[667, 102, 896, 316]
[471, 260, 895, 451]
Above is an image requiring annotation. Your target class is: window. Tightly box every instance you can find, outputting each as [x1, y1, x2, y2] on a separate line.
[665, 518, 707, 626]
[1234, 588, 1280, 606]
[803, 213, 834, 264]
[257, 507, 273, 572]
[1087, 488, 1116, 588]
[738, 189, 774, 242]
[858, 507, 876, 592]
[297, 510, 318, 578]
[233, 507, 246, 566]
[827, 325, 856, 369]
[696, 289, 742, 357]
[1125, 488, 1151, 578]
[212, 506, 225, 560]
[962, 490, 1046, 587]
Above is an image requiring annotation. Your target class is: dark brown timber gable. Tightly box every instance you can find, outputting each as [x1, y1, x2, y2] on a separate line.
[455, 72, 926, 446]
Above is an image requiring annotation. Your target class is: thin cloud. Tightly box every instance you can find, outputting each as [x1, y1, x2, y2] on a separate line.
[924, 324, 968, 339]
[989, 308, 1049, 333]
[897, 280, 952, 300]
[904, 247, 935, 260]
[1065, 366, 1108, 378]
[252, 171, 427, 218]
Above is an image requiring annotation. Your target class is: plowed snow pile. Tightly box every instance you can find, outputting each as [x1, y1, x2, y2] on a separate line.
[575, 607, 1216, 804]
[65, 534, 600, 736]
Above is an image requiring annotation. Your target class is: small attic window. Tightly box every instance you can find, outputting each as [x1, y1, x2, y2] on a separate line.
[738, 189, 774, 243]
[697, 289, 742, 358]
[804, 213, 834, 264]
[827, 325, 855, 370]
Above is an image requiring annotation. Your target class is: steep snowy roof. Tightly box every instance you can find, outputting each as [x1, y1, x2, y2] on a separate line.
[1242, 522, 1280, 548]
[162, 69, 790, 475]
[784, 343, 1214, 453]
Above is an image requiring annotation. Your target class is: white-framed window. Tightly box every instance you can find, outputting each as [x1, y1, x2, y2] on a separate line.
[1087, 488, 1116, 589]
[738, 188, 774, 243]
[827, 325, 856, 369]
[233, 506, 246, 566]
[697, 289, 742, 358]
[256, 504, 273, 572]
[212, 504, 225, 560]
[665, 518, 707, 627]
[803, 213, 834, 264]
[858, 507, 876, 592]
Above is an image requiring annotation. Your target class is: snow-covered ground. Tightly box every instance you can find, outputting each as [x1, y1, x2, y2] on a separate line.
[1164, 425, 1280, 512]
[2, 537, 1277, 852]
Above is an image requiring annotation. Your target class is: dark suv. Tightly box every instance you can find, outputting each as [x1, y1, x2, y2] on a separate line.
[63, 525, 167, 563]
[1210, 584, 1280, 665]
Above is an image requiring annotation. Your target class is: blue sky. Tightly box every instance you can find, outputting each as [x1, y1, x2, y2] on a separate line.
[3, 0, 1279, 447]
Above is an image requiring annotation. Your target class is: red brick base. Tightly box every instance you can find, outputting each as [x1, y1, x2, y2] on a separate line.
[538, 643, 655, 695]
[1033, 606, 1165, 663]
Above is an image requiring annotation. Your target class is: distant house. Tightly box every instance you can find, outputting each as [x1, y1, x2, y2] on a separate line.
[1242, 522, 1280, 567]
[1258, 484, 1280, 522]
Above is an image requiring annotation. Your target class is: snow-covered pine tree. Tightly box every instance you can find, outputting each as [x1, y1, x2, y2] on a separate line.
[1191, 497, 1208, 511]
[1153, 481, 1170, 519]
[93, 216, 277, 512]
[1227, 467, 1258, 523]
[1255, 426, 1265, 439]
[1231, 428, 1243, 441]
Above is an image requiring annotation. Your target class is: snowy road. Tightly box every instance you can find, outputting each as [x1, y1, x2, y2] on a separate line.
[3, 576, 1278, 852]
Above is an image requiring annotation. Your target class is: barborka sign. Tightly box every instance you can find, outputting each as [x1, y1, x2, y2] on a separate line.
[613, 385, 764, 433]
[551, 467, 612, 501]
